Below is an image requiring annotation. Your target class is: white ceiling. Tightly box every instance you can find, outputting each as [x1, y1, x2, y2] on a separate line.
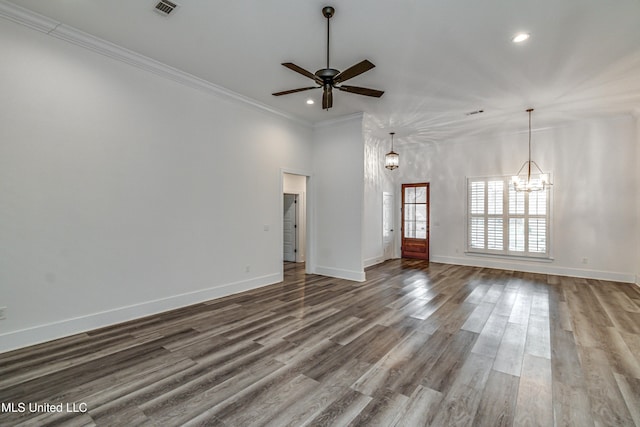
[7, 0, 640, 142]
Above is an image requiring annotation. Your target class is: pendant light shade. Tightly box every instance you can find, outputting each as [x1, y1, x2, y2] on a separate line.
[385, 132, 399, 170]
[511, 109, 551, 192]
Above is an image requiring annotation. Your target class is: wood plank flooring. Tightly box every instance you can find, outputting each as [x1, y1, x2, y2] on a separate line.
[1, 260, 639, 426]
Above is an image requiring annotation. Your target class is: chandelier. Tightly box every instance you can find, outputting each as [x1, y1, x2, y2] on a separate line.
[511, 109, 551, 192]
[385, 132, 399, 170]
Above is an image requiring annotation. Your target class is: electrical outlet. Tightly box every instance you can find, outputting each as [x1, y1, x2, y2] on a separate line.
[0, 307, 6, 320]
[245, 265, 251, 273]
[582, 258, 588, 264]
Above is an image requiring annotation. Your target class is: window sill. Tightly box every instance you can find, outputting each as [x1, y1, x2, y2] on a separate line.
[464, 251, 554, 263]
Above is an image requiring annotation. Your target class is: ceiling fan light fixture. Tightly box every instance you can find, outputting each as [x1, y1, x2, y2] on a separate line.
[512, 32, 530, 43]
[385, 132, 399, 170]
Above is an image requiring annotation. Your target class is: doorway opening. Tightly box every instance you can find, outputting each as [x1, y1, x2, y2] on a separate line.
[283, 173, 307, 265]
[283, 193, 298, 262]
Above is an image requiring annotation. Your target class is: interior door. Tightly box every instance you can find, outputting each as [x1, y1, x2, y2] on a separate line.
[401, 183, 429, 260]
[383, 192, 394, 260]
[283, 194, 297, 262]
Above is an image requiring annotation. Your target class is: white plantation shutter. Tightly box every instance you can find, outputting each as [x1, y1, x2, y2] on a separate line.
[487, 181, 503, 215]
[468, 176, 550, 258]
[487, 181, 503, 250]
[469, 182, 485, 249]
[528, 218, 546, 253]
[509, 187, 525, 215]
[487, 218, 503, 250]
[529, 189, 546, 215]
[509, 218, 525, 252]
[470, 217, 484, 249]
[470, 182, 484, 214]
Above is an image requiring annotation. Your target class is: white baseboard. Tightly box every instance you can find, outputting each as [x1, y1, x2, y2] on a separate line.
[0, 273, 281, 354]
[314, 265, 366, 282]
[363, 256, 385, 268]
[431, 255, 636, 283]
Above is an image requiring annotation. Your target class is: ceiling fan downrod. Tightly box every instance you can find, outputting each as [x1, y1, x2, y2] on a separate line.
[323, 6, 334, 70]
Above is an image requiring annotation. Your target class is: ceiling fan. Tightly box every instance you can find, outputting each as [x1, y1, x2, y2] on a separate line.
[272, 6, 384, 110]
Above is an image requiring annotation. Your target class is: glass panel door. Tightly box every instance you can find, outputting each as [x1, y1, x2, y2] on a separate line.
[401, 183, 429, 260]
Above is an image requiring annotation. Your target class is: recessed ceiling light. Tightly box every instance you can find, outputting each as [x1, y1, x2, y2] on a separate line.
[512, 33, 530, 43]
[306, 99, 314, 105]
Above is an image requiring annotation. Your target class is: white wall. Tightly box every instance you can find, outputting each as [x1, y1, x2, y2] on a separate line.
[366, 115, 638, 282]
[363, 130, 395, 267]
[283, 173, 307, 262]
[0, 19, 313, 352]
[312, 116, 365, 281]
[636, 115, 640, 286]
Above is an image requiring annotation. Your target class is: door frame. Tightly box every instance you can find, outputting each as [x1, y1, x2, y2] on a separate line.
[401, 182, 430, 260]
[280, 169, 313, 278]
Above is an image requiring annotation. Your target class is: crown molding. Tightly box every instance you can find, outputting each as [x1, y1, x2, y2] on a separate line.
[0, 0, 312, 128]
[313, 112, 364, 129]
[0, 0, 57, 32]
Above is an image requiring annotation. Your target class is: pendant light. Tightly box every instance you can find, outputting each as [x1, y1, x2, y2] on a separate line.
[385, 132, 399, 170]
[511, 109, 551, 192]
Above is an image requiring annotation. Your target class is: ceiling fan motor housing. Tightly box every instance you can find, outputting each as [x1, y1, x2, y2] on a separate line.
[315, 68, 340, 83]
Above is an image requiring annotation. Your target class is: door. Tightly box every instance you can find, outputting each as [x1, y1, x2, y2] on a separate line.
[401, 183, 429, 260]
[383, 192, 394, 260]
[283, 194, 297, 262]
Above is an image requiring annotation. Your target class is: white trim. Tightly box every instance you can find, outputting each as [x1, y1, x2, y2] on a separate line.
[314, 265, 366, 282]
[280, 168, 313, 275]
[280, 167, 314, 178]
[0, 0, 310, 128]
[313, 112, 364, 129]
[364, 256, 385, 268]
[0, 0, 58, 32]
[431, 255, 636, 284]
[0, 273, 280, 354]
[464, 251, 554, 263]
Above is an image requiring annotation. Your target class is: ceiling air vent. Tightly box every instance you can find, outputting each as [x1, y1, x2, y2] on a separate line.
[154, 0, 178, 16]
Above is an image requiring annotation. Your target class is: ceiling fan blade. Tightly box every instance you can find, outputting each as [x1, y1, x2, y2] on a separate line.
[333, 60, 375, 84]
[282, 63, 320, 82]
[337, 85, 384, 97]
[322, 87, 333, 109]
[272, 86, 319, 96]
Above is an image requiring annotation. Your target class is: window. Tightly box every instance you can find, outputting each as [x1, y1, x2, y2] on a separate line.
[467, 176, 550, 258]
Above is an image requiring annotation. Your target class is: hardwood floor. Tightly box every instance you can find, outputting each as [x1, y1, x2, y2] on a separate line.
[1, 260, 639, 426]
